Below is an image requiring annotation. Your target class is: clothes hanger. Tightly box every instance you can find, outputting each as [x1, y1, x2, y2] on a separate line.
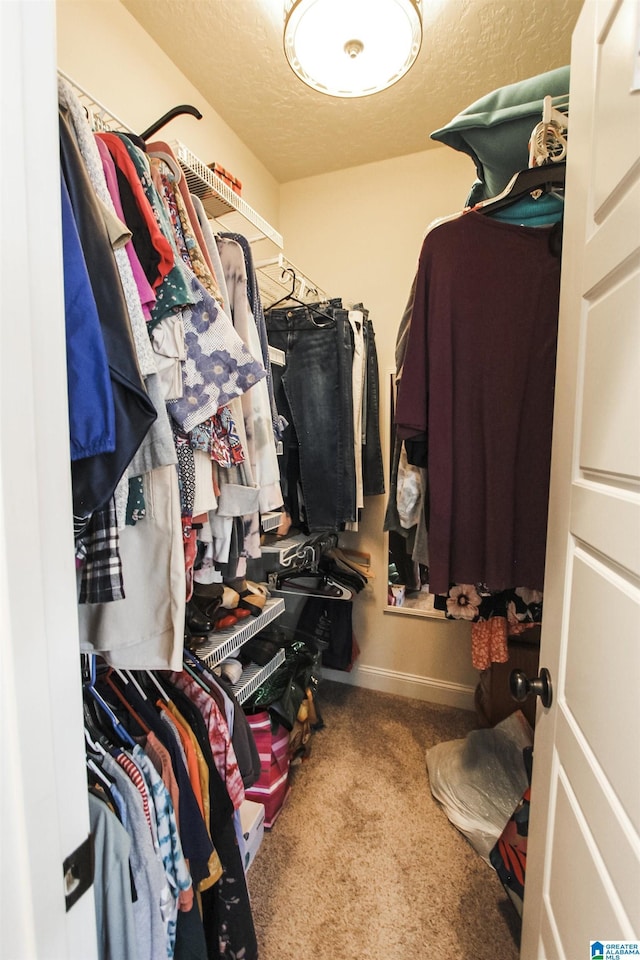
[116, 668, 148, 701]
[473, 161, 566, 216]
[102, 670, 152, 736]
[318, 553, 367, 593]
[140, 104, 203, 142]
[142, 669, 171, 702]
[273, 572, 353, 600]
[86, 755, 113, 790]
[83, 655, 137, 749]
[181, 653, 212, 693]
[267, 268, 302, 310]
[303, 533, 366, 588]
[83, 689, 118, 751]
[182, 660, 211, 693]
[81, 660, 112, 750]
[266, 268, 334, 325]
[84, 716, 107, 755]
[84, 713, 109, 757]
[273, 562, 354, 600]
[529, 95, 568, 167]
[183, 648, 206, 672]
[183, 648, 220, 687]
[269, 533, 354, 599]
[147, 149, 183, 183]
[326, 546, 373, 580]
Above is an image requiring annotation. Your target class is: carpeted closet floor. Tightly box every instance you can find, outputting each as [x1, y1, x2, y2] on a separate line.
[247, 679, 521, 960]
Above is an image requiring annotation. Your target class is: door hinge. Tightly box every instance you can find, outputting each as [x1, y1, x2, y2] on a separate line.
[63, 833, 94, 912]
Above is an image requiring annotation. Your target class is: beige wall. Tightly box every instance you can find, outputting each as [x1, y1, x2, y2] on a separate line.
[56, 0, 481, 707]
[280, 152, 481, 706]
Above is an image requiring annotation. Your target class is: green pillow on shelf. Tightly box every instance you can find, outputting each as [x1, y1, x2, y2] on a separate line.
[430, 65, 570, 204]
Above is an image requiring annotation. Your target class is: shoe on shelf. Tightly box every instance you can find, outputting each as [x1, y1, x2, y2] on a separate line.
[186, 600, 214, 634]
[220, 586, 240, 610]
[237, 591, 267, 616]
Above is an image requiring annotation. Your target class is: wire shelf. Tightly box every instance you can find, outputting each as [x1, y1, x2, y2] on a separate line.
[260, 511, 283, 533]
[232, 649, 286, 704]
[58, 70, 133, 133]
[254, 253, 329, 307]
[260, 532, 310, 565]
[57, 74, 330, 307]
[170, 140, 283, 255]
[195, 597, 285, 667]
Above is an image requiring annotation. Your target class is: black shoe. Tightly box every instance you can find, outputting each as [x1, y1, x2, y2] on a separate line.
[186, 600, 213, 633]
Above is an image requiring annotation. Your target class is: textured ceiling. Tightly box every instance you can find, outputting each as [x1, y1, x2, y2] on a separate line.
[120, 0, 582, 183]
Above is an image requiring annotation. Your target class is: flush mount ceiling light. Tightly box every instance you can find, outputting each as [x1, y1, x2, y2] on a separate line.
[283, 0, 423, 98]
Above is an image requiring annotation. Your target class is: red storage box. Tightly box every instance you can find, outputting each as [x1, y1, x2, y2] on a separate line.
[208, 162, 243, 196]
[244, 711, 290, 827]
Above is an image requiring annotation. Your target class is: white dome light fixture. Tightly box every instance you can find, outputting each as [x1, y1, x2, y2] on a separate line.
[283, 0, 423, 99]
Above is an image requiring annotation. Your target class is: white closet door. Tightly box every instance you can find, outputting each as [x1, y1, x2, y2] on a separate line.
[521, 0, 640, 956]
[1, 2, 98, 957]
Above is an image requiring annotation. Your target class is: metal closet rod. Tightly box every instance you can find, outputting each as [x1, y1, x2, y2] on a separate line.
[57, 70, 203, 141]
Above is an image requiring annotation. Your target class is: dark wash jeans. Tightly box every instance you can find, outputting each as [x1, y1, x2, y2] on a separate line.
[360, 311, 385, 497]
[266, 302, 356, 532]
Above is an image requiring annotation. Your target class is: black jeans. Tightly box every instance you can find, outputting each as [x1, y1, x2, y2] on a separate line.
[266, 302, 356, 532]
[361, 313, 385, 496]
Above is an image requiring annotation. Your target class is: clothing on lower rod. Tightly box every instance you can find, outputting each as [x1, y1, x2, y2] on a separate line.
[266, 302, 356, 532]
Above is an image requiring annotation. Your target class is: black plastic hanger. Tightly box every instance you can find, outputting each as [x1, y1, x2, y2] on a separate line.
[474, 161, 566, 215]
[272, 545, 353, 600]
[274, 570, 353, 600]
[140, 104, 203, 142]
[83, 695, 113, 753]
[267, 268, 334, 325]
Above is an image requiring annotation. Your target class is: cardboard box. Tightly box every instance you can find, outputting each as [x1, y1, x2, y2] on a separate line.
[239, 799, 265, 872]
[207, 162, 243, 195]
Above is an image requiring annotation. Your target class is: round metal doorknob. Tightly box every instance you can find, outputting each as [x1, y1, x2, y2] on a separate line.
[509, 667, 553, 709]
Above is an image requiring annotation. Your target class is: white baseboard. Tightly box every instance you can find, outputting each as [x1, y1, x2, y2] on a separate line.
[321, 664, 476, 712]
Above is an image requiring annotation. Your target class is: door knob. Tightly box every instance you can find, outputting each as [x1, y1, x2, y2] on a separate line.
[509, 667, 553, 709]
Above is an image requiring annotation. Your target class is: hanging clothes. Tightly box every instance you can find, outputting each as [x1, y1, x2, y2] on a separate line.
[59, 107, 158, 530]
[344, 307, 366, 531]
[158, 674, 259, 960]
[88, 791, 139, 960]
[219, 231, 287, 444]
[59, 78, 286, 669]
[361, 312, 385, 498]
[395, 210, 560, 600]
[217, 235, 283, 515]
[264, 291, 384, 533]
[265, 299, 356, 532]
[87, 663, 259, 960]
[59, 172, 115, 463]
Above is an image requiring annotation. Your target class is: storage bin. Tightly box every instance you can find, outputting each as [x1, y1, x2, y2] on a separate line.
[244, 711, 291, 827]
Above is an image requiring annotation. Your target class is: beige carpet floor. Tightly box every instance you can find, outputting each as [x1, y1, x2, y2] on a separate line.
[247, 679, 521, 960]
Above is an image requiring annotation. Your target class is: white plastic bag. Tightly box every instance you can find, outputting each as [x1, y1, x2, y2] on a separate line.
[425, 711, 533, 863]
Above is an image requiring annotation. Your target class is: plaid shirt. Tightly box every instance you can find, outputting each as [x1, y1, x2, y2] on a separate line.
[77, 498, 125, 604]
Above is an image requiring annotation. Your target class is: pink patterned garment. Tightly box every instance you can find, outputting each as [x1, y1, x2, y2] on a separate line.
[170, 672, 245, 811]
[471, 618, 538, 670]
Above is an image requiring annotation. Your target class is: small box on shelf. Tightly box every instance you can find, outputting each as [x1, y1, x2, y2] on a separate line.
[208, 162, 242, 195]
